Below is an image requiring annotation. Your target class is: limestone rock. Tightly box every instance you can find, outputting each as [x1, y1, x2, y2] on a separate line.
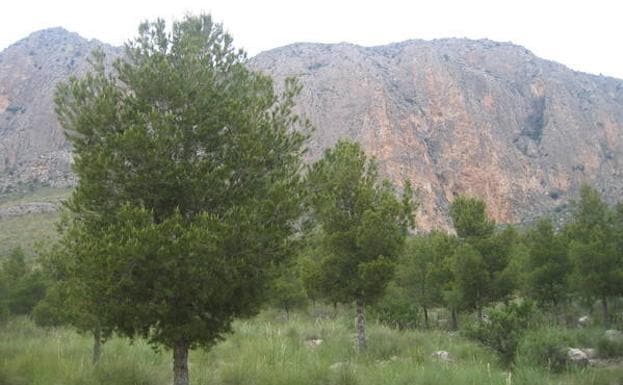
[431, 350, 452, 362]
[604, 329, 623, 342]
[567, 348, 589, 365]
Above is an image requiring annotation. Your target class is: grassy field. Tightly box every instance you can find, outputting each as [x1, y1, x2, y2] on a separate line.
[1, 309, 621, 385]
[0, 187, 69, 257]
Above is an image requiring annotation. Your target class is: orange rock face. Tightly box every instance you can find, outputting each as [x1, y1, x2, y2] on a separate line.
[2, 31, 623, 229]
[251, 39, 623, 229]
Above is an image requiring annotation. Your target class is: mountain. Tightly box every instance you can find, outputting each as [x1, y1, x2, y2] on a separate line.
[250, 40, 623, 229]
[2, 29, 623, 229]
[0, 28, 118, 194]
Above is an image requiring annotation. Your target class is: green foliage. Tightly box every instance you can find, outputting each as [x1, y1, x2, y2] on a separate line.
[53, 13, 309, 383]
[370, 282, 420, 329]
[447, 197, 517, 315]
[524, 218, 570, 307]
[267, 260, 309, 318]
[515, 327, 579, 372]
[448, 243, 488, 313]
[596, 334, 623, 358]
[305, 140, 414, 350]
[463, 301, 534, 365]
[449, 196, 494, 240]
[0, 247, 47, 316]
[565, 185, 623, 325]
[306, 140, 414, 306]
[393, 232, 456, 327]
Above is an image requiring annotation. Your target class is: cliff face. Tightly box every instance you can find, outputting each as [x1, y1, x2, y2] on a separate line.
[2, 29, 623, 229]
[0, 28, 118, 193]
[250, 40, 623, 229]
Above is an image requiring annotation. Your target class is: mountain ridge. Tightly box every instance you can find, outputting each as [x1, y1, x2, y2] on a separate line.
[2, 28, 623, 229]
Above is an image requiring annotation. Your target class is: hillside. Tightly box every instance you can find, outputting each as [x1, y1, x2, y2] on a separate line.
[250, 40, 623, 229]
[0, 28, 118, 196]
[2, 30, 623, 229]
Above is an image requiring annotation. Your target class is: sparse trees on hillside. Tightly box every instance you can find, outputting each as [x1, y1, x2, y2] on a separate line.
[54, 14, 308, 385]
[306, 140, 414, 351]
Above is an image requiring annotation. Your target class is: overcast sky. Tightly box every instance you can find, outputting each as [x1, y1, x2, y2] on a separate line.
[2, 0, 622, 79]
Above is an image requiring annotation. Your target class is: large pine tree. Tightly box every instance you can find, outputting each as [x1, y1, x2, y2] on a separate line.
[54, 15, 309, 385]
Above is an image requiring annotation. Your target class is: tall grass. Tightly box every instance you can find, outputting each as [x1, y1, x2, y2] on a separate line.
[1, 309, 622, 385]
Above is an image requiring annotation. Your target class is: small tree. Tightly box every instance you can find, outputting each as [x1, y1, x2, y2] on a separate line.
[565, 185, 623, 326]
[1, 247, 47, 317]
[34, 239, 110, 363]
[266, 260, 308, 320]
[524, 218, 570, 309]
[449, 196, 515, 317]
[306, 140, 414, 351]
[449, 196, 494, 240]
[54, 14, 308, 385]
[395, 232, 456, 328]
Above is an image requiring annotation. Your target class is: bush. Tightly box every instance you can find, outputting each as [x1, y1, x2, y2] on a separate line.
[369, 283, 419, 329]
[463, 301, 533, 365]
[596, 335, 623, 358]
[515, 327, 600, 372]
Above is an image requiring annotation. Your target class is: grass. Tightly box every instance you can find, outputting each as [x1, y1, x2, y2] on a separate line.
[1, 308, 622, 385]
[0, 212, 59, 258]
[0, 187, 69, 258]
[0, 186, 71, 208]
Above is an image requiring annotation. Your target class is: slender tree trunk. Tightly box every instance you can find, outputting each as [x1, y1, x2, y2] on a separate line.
[355, 299, 367, 351]
[451, 308, 458, 330]
[92, 327, 102, 364]
[173, 340, 190, 385]
[602, 296, 610, 328]
[423, 306, 429, 329]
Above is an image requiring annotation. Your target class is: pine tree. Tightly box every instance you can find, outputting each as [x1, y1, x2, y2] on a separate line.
[54, 14, 309, 385]
[566, 185, 623, 327]
[306, 140, 414, 351]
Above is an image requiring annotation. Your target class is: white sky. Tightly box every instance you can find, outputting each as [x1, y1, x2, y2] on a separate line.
[2, 0, 622, 79]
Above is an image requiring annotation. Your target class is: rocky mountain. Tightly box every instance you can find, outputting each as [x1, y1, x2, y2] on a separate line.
[2, 29, 623, 229]
[251, 40, 623, 229]
[0, 28, 118, 194]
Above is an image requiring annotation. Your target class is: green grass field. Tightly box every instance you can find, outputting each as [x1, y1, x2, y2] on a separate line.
[0, 187, 69, 257]
[1, 309, 621, 385]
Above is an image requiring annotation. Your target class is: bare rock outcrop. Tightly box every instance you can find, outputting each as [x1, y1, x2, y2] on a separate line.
[0, 28, 118, 195]
[3, 30, 623, 229]
[250, 40, 623, 229]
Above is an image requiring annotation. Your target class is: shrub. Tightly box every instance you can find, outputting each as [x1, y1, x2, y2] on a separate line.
[515, 327, 600, 372]
[369, 283, 419, 329]
[596, 335, 623, 358]
[463, 300, 534, 365]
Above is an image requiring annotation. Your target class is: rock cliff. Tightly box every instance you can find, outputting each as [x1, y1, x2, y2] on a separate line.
[0, 28, 117, 194]
[2, 30, 623, 229]
[250, 40, 623, 229]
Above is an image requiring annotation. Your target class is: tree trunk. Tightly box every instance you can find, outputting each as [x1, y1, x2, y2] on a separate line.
[451, 308, 458, 330]
[423, 306, 429, 329]
[602, 296, 610, 328]
[355, 299, 367, 352]
[92, 328, 102, 364]
[173, 340, 190, 385]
